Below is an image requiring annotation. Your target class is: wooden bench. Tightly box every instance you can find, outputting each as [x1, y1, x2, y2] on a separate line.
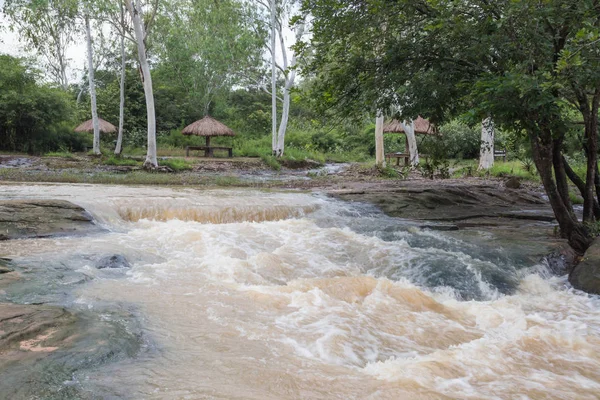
[385, 152, 429, 166]
[386, 152, 409, 166]
[186, 146, 233, 158]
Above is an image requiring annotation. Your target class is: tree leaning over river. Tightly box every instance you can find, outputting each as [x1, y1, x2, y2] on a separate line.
[300, 0, 600, 253]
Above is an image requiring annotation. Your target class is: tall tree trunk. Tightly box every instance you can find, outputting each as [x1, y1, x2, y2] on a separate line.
[404, 120, 419, 167]
[276, 82, 292, 157]
[529, 130, 590, 253]
[85, 14, 101, 155]
[583, 90, 600, 222]
[125, 0, 157, 168]
[375, 112, 385, 167]
[552, 136, 575, 219]
[478, 117, 494, 170]
[274, 23, 304, 157]
[270, 0, 277, 155]
[115, 4, 126, 156]
[563, 155, 600, 218]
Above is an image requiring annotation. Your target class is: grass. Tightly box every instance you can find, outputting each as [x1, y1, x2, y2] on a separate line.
[570, 191, 584, 205]
[159, 158, 193, 171]
[104, 156, 141, 167]
[260, 154, 281, 171]
[45, 151, 76, 159]
[452, 160, 540, 181]
[0, 168, 255, 187]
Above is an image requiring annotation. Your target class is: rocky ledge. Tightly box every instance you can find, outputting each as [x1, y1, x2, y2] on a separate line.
[0, 199, 103, 240]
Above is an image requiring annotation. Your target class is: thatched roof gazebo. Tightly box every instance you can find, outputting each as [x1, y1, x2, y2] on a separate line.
[74, 118, 117, 134]
[383, 116, 435, 135]
[382, 116, 435, 166]
[181, 116, 235, 157]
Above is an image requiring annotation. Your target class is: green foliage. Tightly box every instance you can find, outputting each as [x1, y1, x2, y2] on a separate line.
[104, 156, 140, 166]
[261, 154, 282, 171]
[0, 55, 87, 154]
[378, 165, 399, 179]
[45, 151, 76, 158]
[420, 158, 450, 180]
[159, 158, 193, 171]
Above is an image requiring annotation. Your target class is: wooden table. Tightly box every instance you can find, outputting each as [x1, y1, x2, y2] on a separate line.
[186, 146, 233, 158]
[386, 152, 410, 166]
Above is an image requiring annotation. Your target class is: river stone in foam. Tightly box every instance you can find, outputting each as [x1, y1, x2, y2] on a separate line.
[569, 237, 600, 294]
[96, 254, 132, 269]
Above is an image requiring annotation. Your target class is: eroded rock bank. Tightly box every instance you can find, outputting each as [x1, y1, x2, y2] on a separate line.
[330, 182, 577, 274]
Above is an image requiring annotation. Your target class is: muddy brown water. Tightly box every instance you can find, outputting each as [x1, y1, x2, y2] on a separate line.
[1, 183, 599, 399]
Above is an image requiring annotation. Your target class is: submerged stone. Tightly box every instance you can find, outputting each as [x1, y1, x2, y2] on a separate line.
[96, 254, 132, 269]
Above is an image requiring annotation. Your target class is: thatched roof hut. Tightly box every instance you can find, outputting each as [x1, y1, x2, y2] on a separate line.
[182, 116, 235, 137]
[74, 118, 117, 134]
[383, 116, 435, 135]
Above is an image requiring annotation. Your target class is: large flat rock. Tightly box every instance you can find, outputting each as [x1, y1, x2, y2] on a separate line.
[0, 199, 102, 240]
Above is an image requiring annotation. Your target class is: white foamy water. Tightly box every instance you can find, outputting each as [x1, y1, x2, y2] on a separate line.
[1, 183, 599, 399]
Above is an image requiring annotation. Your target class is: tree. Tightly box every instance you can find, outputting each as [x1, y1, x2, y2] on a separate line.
[301, 0, 600, 253]
[124, 0, 158, 168]
[3, 0, 78, 90]
[84, 13, 101, 154]
[256, 0, 306, 156]
[0, 55, 81, 153]
[478, 118, 494, 170]
[154, 0, 265, 117]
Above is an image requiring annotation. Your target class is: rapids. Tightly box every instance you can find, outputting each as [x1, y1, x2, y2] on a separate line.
[1, 183, 599, 399]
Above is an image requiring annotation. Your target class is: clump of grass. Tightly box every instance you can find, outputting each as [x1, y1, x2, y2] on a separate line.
[485, 161, 539, 181]
[261, 154, 281, 171]
[159, 158, 193, 171]
[378, 165, 400, 178]
[45, 151, 76, 159]
[569, 191, 584, 205]
[104, 156, 140, 166]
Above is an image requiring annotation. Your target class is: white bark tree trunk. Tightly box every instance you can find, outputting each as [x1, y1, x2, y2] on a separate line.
[270, 0, 277, 155]
[85, 14, 101, 155]
[478, 117, 495, 170]
[125, 0, 157, 168]
[375, 113, 386, 167]
[115, 4, 126, 156]
[275, 23, 304, 157]
[276, 79, 292, 156]
[404, 120, 419, 167]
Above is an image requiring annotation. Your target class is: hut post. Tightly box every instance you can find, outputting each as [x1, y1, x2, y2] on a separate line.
[205, 136, 211, 157]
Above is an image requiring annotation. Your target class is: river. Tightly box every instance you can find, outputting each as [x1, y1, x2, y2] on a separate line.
[1, 183, 599, 399]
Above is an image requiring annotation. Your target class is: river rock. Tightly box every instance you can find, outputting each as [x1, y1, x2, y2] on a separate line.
[96, 254, 132, 269]
[505, 176, 521, 189]
[0, 200, 102, 240]
[569, 237, 600, 294]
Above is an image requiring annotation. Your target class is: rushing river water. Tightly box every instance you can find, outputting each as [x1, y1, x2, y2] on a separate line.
[1, 183, 600, 399]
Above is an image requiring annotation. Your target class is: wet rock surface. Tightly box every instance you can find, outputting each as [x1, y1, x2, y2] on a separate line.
[0, 199, 103, 240]
[0, 302, 143, 399]
[569, 237, 600, 294]
[96, 254, 132, 269]
[331, 183, 568, 267]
